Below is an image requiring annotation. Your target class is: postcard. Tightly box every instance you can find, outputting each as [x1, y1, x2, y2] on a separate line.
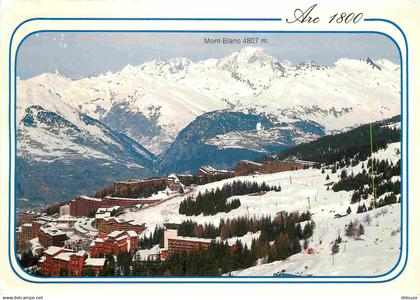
[0, 1, 418, 299]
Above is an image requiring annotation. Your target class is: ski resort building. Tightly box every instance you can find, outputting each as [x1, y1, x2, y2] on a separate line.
[20, 223, 33, 240]
[94, 206, 122, 219]
[69, 195, 160, 217]
[163, 228, 239, 257]
[39, 247, 86, 276]
[84, 258, 107, 275]
[39, 246, 105, 276]
[59, 204, 70, 216]
[234, 159, 316, 176]
[38, 226, 68, 248]
[197, 165, 234, 177]
[133, 244, 167, 261]
[167, 236, 212, 256]
[93, 216, 145, 234]
[31, 220, 46, 239]
[89, 230, 139, 257]
[113, 177, 167, 193]
[102, 196, 161, 207]
[16, 223, 33, 250]
[164, 228, 212, 256]
[234, 160, 264, 176]
[17, 211, 40, 226]
[166, 174, 184, 192]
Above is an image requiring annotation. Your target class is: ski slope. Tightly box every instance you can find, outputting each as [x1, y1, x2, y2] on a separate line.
[120, 142, 401, 276]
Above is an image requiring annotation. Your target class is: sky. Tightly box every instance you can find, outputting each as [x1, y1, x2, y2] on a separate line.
[17, 32, 400, 80]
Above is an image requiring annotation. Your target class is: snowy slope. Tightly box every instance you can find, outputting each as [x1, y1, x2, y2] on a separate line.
[17, 47, 400, 155]
[16, 85, 158, 206]
[159, 110, 326, 173]
[120, 142, 401, 276]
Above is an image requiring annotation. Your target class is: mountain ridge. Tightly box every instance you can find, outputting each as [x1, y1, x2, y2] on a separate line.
[18, 47, 400, 155]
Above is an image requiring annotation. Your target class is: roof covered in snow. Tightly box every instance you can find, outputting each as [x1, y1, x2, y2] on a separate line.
[85, 258, 106, 267]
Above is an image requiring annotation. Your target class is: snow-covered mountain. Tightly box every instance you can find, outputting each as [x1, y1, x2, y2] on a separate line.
[17, 47, 400, 155]
[16, 47, 400, 205]
[16, 88, 157, 206]
[159, 110, 325, 173]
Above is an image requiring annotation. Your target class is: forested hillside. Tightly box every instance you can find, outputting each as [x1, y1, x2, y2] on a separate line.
[275, 115, 400, 165]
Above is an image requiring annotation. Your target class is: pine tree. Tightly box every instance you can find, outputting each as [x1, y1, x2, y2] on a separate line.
[345, 221, 355, 237]
[331, 241, 339, 266]
[357, 224, 365, 237]
[59, 267, 68, 276]
[82, 267, 96, 276]
[346, 206, 352, 214]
